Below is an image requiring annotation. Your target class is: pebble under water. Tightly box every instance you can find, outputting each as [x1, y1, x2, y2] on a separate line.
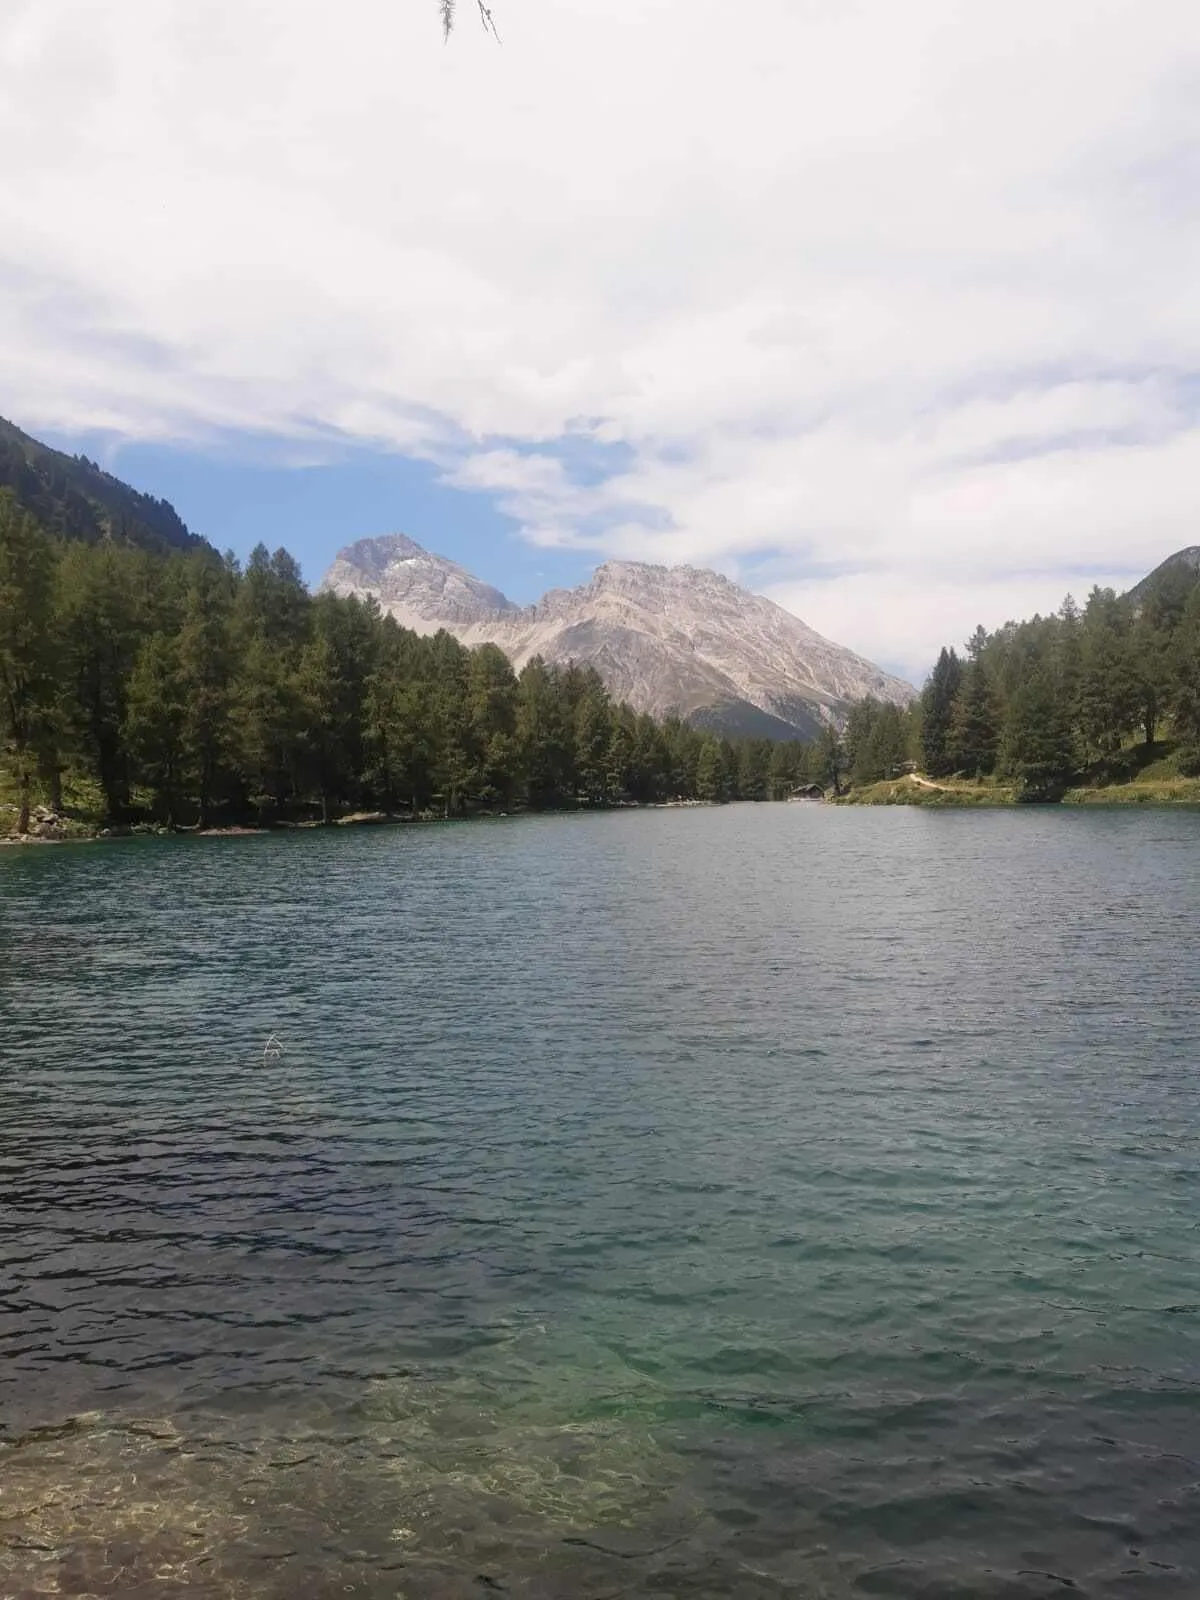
[2, 804, 1200, 1598]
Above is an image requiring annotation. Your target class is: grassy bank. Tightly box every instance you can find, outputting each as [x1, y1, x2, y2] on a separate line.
[838, 742, 1200, 807]
[833, 776, 1016, 806]
[1062, 778, 1200, 805]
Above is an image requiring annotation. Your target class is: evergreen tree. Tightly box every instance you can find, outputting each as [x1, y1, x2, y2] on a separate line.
[466, 643, 519, 808]
[767, 740, 803, 799]
[0, 494, 57, 832]
[294, 627, 344, 823]
[57, 541, 145, 821]
[736, 738, 771, 801]
[178, 556, 236, 827]
[627, 712, 669, 802]
[1077, 589, 1138, 757]
[1054, 594, 1084, 737]
[949, 658, 1000, 776]
[695, 736, 727, 802]
[364, 634, 438, 814]
[125, 633, 188, 826]
[813, 724, 845, 794]
[232, 631, 303, 820]
[1001, 670, 1076, 800]
[1131, 611, 1169, 748]
[844, 696, 880, 785]
[1170, 585, 1200, 769]
[516, 657, 571, 809]
[574, 673, 614, 805]
[920, 648, 963, 776]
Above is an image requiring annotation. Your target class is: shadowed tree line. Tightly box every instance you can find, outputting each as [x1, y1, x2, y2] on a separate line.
[0, 492, 838, 834]
[840, 564, 1200, 799]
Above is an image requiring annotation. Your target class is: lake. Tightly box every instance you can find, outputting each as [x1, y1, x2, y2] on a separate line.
[2, 805, 1199, 1598]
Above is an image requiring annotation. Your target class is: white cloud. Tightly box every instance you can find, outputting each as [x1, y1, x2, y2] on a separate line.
[2, 0, 1199, 679]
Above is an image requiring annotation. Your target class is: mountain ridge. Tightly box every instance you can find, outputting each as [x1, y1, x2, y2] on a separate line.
[322, 533, 915, 739]
[0, 415, 204, 556]
[1127, 546, 1200, 607]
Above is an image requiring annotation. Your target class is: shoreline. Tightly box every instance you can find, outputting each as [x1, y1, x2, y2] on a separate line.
[0, 797, 717, 849]
[7, 781, 1199, 844]
[834, 774, 1200, 808]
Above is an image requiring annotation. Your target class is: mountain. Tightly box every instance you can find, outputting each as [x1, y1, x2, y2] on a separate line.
[1127, 546, 1200, 607]
[321, 534, 519, 630]
[322, 534, 915, 738]
[0, 415, 203, 555]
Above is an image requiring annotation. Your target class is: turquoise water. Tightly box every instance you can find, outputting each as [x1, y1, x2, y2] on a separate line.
[2, 806, 1199, 1597]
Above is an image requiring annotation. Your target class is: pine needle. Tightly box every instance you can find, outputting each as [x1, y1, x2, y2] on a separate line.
[441, 0, 501, 42]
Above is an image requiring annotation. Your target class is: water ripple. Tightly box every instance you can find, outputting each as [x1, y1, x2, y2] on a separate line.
[2, 807, 1200, 1595]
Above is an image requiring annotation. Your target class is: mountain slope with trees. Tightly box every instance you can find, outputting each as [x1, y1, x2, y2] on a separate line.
[0, 416, 202, 557]
[837, 553, 1200, 803]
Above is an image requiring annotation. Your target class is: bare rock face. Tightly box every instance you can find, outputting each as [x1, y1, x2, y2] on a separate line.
[320, 534, 517, 631]
[321, 535, 915, 738]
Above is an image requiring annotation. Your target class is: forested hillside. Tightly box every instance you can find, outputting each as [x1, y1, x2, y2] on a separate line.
[0, 490, 824, 837]
[0, 417, 201, 556]
[841, 558, 1200, 800]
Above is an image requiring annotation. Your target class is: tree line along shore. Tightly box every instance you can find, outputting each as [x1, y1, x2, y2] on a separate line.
[829, 562, 1200, 806]
[0, 491, 838, 840]
[4, 480, 1200, 842]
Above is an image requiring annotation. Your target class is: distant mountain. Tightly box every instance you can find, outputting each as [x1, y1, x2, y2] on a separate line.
[1127, 546, 1200, 607]
[0, 416, 203, 555]
[321, 534, 519, 630]
[322, 534, 915, 738]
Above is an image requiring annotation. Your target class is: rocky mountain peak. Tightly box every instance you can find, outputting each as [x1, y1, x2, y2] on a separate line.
[320, 534, 915, 740]
[322, 533, 517, 629]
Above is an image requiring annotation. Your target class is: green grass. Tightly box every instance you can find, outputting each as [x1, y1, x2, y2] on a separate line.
[841, 747, 1200, 808]
[1062, 739, 1200, 805]
[835, 776, 1016, 807]
[1062, 777, 1200, 806]
[0, 763, 108, 839]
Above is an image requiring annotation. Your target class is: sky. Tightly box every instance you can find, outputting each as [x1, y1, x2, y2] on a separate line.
[3, 0, 1198, 684]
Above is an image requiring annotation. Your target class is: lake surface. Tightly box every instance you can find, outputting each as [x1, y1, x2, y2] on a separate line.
[2, 805, 1200, 1598]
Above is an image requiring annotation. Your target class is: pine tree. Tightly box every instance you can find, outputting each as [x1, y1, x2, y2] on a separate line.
[467, 643, 519, 807]
[1131, 611, 1169, 749]
[428, 632, 475, 816]
[813, 724, 845, 794]
[1077, 591, 1138, 758]
[844, 696, 880, 785]
[516, 657, 570, 809]
[949, 658, 1000, 776]
[232, 631, 303, 821]
[178, 556, 236, 827]
[125, 633, 188, 826]
[695, 736, 726, 802]
[0, 494, 57, 832]
[767, 740, 802, 799]
[920, 648, 963, 776]
[627, 712, 669, 802]
[574, 678, 614, 805]
[1054, 595, 1084, 742]
[736, 738, 771, 801]
[1001, 670, 1077, 800]
[295, 628, 343, 823]
[57, 541, 144, 821]
[1170, 585, 1200, 769]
